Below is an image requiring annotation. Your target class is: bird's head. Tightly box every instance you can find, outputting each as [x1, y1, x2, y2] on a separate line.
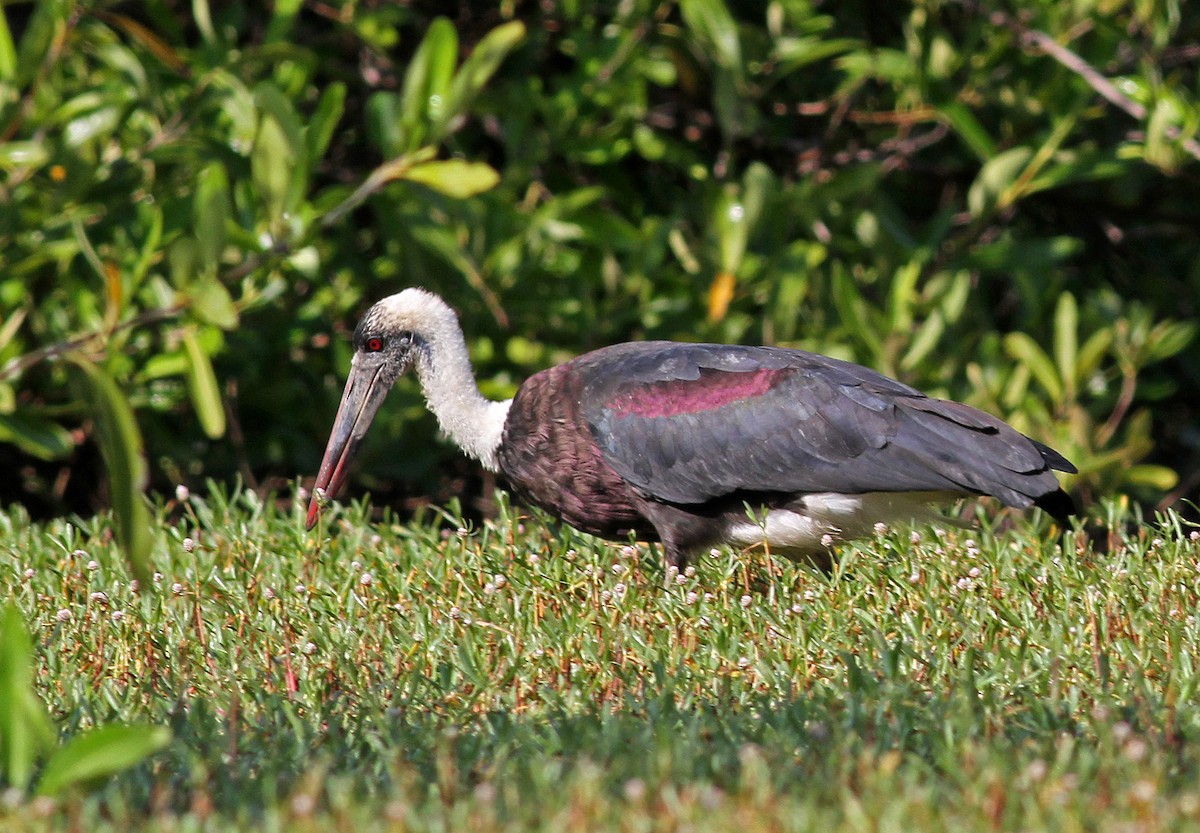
[306, 289, 451, 529]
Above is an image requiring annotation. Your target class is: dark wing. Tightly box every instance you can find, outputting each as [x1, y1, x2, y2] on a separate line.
[576, 342, 1074, 509]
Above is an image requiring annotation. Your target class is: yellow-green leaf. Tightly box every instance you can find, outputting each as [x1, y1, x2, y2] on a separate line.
[0, 604, 56, 791]
[67, 355, 153, 582]
[0, 413, 74, 460]
[1003, 332, 1063, 404]
[183, 328, 225, 439]
[401, 159, 500, 199]
[37, 725, 171, 796]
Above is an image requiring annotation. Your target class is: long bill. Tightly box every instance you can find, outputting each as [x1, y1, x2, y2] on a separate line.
[306, 362, 393, 529]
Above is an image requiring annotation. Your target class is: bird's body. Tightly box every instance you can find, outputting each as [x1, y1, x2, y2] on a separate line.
[308, 289, 1076, 568]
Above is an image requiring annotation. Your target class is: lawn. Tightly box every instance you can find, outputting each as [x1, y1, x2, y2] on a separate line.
[2, 487, 1199, 831]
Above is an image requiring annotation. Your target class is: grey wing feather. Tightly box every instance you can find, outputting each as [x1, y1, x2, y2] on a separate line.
[577, 342, 1071, 507]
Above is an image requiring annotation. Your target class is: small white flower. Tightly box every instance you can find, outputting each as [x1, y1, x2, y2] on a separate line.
[600, 590, 612, 604]
[263, 586, 276, 600]
[449, 606, 462, 620]
[359, 573, 373, 587]
[1190, 531, 1199, 542]
[968, 566, 982, 578]
[153, 572, 163, 583]
[295, 584, 307, 595]
[1151, 538, 1165, 549]
[483, 582, 496, 595]
[303, 641, 317, 656]
[128, 580, 140, 592]
[623, 779, 646, 802]
[56, 608, 72, 622]
[612, 563, 627, 575]
[171, 582, 185, 596]
[957, 577, 971, 590]
[791, 603, 803, 614]
[110, 610, 125, 623]
[456, 527, 469, 538]
[873, 522, 888, 536]
[290, 793, 315, 817]
[1131, 780, 1156, 803]
[528, 553, 540, 565]
[72, 549, 87, 560]
[175, 484, 190, 502]
[1124, 738, 1148, 762]
[675, 573, 687, 585]
[613, 583, 627, 599]
[737, 656, 751, 670]
[803, 589, 816, 601]
[182, 537, 195, 553]
[86, 560, 100, 572]
[89, 591, 109, 605]
[350, 560, 362, 571]
[686, 591, 699, 604]
[908, 571, 921, 584]
[739, 594, 752, 608]
[494, 574, 507, 588]
[369, 534, 382, 546]
[23, 568, 34, 580]
[684, 566, 696, 578]
[820, 533, 834, 548]
[909, 531, 922, 544]
[620, 545, 637, 559]
[704, 593, 715, 603]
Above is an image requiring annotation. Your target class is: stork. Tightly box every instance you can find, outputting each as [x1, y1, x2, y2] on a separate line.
[307, 289, 1076, 569]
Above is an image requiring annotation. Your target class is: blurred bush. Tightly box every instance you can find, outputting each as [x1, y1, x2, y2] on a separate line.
[0, 0, 1197, 539]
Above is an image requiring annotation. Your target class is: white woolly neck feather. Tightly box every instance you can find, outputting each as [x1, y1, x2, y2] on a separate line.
[371, 289, 511, 471]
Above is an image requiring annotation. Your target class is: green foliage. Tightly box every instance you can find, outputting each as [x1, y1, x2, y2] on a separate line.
[0, 0, 1198, 527]
[0, 603, 169, 796]
[2, 494, 1200, 828]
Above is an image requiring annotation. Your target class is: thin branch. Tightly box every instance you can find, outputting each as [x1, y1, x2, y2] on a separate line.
[0, 304, 185, 381]
[989, 8, 1200, 161]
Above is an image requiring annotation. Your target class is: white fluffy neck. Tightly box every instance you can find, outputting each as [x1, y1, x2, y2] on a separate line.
[403, 294, 511, 472]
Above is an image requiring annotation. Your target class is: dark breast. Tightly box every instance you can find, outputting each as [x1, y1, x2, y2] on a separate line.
[495, 363, 659, 541]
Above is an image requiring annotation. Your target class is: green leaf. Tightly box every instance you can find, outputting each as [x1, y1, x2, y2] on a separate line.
[251, 113, 295, 224]
[306, 83, 346, 165]
[37, 724, 171, 796]
[0, 413, 74, 460]
[194, 162, 230, 268]
[1003, 332, 1063, 404]
[188, 276, 238, 330]
[182, 328, 225, 439]
[400, 17, 458, 152]
[680, 0, 742, 71]
[401, 159, 500, 199]
[0, 604, 56, 791]
[434, 21, 525, 141]
[1053, 292, 1077, 400]
[67, 356, 153, 582]
[967, 147, 1032, 218]
[900, 311, 945, 372]
[251, 84, 305, 224]
[1076, 328, 1113, 381]
[940, 101, 996, 161]
[1122, 464, 1178, 491]
[0, 5, 16, 81]
[0, 141, 49, 171]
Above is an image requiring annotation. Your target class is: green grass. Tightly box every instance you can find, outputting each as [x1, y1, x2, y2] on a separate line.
[2, 487, 1200, 831]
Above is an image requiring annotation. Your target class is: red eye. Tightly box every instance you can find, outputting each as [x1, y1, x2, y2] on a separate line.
[366, 337, 384, 352]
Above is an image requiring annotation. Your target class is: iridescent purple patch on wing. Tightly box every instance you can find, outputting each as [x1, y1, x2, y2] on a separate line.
[608, 367, 780, 418]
